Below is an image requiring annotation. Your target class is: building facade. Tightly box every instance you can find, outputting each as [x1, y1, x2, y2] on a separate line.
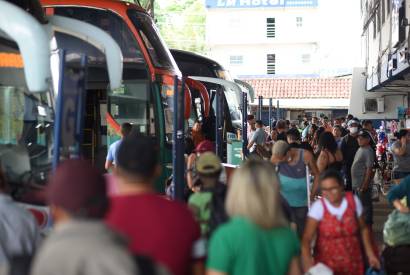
[349, 0, 410, 123]
[205, 0, 361, 78]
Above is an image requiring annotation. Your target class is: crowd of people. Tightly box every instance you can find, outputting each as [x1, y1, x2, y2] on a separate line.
[0, 114, 409, 275]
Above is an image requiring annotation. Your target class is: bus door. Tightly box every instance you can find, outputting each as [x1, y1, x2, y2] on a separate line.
[47, 15, 123, 171]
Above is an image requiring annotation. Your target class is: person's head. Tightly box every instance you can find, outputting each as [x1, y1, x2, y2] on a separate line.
[334, 118, 342, 126]
[195, 152, 222, 187]
[270, 128, 278, 141]
[271, 140, 291, 162]
[362, 120, 373, 131]
[303, 114, 308, 121]
[357, 130, 371, 147]
[47, 160, 109, 223]
[120, 123, 133, 138]
[346, 114, 354, 121]
[347, 119, 360, 136]
[276, 120, 287, 133]
[319, 169, 345, 205]
[323, 116, 329, 124]
[192, 120, 202, 132]
[318, 131, 337, 154]
[332, 125, 342, 139]
[194, 140, 215, 155]
[309, 123, 318, 136]
[247, 114, 256, 129]
[226, 160, 287, 229]
[397, 129, 410, 143]
[286, 128, 301, 144]
[312, 116, 319, 125]
[255, 120, 264, 129]
[314, 127, 325, 141]
[303, 121, 309, 128]
[115, 133, 161, 184]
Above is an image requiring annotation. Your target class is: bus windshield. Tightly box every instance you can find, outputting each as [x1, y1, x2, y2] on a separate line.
[127, 10, 177, 70]
[0, 46, 53, 185]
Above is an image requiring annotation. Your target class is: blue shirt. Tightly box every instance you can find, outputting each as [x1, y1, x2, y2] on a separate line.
[106, 140, 122, 165]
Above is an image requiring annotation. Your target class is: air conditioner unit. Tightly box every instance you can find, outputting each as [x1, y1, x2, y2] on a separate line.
[363, 97, 384, 113]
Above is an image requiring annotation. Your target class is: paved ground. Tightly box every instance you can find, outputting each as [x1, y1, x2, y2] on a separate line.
[373, 195, 394, 250]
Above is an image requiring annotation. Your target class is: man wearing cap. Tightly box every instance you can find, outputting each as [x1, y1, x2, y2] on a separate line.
[30, 160, 152, 275]
[351, 130, 375, 226]
[106, 133, 204, 275]
[187, 140, 226, 193]
[271, 140, 320, 237]
[105, 122, 133, 171]
[391, 129, 410, 180]
[341, 119, 360, 191]
[188, 152, 227, 238]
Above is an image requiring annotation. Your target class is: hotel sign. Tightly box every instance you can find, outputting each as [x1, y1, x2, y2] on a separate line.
[205, 0, 318, 8]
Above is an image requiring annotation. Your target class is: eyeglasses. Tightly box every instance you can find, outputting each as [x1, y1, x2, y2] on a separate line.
[321, 186, 341, 193]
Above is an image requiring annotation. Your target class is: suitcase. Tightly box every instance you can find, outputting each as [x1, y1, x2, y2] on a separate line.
[382, 244, 410, 275]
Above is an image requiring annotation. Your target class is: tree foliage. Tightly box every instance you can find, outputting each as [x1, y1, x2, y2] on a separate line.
[155, 0, 207, 54]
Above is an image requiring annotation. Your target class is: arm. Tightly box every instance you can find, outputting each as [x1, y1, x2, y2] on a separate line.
[360, 167, 373, 192]
[305, 151, 320, 199]
[104, 160, 113, 171]
[301, 218, 319, 272]
[288, 257, 302, 275]
[186, 154, 197, 190]
[392, 200, 409, 213]
[247, 140, 255, 150]
[393, 139, 407, 156]
[358, 215, 381, 269]
[316, 151, 328, 173]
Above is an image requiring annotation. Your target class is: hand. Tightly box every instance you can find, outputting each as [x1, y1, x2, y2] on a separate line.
[368, 254, 381, 270]
[303, 256, 315, 273]
[399, 205, 410, 214]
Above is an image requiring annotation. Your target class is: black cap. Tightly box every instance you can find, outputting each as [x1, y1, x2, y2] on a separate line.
[358, 130, 371, 139]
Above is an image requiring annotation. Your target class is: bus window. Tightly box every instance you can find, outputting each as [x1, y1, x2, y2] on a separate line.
[127, 10, 175, 70]
[0, 49, 53, 184]
[109, 81, 155, 136]
[54, 7, 145, 64]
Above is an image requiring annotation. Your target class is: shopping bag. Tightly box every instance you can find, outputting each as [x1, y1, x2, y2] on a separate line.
[305, 263, 333, 275]
[383, 210, 410, 246]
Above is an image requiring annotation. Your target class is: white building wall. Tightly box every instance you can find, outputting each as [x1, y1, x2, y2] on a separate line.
[350, 68, 408, 119]
[205, 0, 361, 78]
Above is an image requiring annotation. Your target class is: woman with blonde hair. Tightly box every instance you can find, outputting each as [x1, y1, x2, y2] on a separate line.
[206, 160, 301, 275]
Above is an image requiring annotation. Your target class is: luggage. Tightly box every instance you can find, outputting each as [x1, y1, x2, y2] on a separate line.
[382, 245, 410, 275]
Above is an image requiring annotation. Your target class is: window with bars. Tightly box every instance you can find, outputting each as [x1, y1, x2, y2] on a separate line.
[229, 55, 243, 65]
[296, 17, 303, 27]
[267, 54, 276, 74]
[266, 18, 276, 38]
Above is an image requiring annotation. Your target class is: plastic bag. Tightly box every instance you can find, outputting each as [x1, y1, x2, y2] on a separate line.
[383, 210, 410, 246]
[305, 263, 333, 275]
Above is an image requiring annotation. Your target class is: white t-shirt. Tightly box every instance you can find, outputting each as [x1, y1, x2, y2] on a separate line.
[308, 195, 363, 221]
